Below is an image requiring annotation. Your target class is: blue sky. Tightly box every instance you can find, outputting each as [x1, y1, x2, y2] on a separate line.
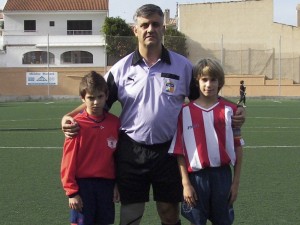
[0, 0, 299, 26]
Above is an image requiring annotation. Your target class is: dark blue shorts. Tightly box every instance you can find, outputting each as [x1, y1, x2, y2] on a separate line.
[70, 178, 115, 225]
[115, 132, 182, 204]
[70, 210, 84, 225]
[182, 166, 234, 225]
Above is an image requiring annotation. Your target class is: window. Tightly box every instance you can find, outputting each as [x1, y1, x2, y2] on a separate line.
[49, 21, 55, 27]
[61, 51, 93, 64]
[67, 20, 92, 35]
[22, 51, 54, 64]
[24, 20, 36, 32]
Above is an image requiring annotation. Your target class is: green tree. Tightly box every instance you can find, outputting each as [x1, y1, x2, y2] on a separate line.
[102, 17, 136, 65]
[164, 27, 188, 57]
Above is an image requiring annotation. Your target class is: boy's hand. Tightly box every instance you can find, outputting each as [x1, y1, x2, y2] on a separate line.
[183, 184, 198, 208]
[229, 182, 239, 205]
[69, 195, 83, 212]
[113, 185, 120, 203]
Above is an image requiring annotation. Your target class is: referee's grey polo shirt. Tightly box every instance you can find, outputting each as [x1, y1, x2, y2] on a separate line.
[105, 46, 193, 145]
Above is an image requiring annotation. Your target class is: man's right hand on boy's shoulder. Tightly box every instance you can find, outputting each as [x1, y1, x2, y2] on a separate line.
[61, 115, 80, 138]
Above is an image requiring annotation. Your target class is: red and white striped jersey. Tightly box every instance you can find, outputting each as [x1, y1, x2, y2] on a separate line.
[168, 98, 241, 172]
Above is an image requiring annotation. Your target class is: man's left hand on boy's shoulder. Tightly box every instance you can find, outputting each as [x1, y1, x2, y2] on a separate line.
[232, 107, 246, 128]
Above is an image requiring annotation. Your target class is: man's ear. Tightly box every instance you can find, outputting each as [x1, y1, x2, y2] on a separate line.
[133, 25, 138, 37]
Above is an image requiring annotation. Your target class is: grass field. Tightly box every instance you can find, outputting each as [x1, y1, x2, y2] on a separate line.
[0, 99, 300, 225]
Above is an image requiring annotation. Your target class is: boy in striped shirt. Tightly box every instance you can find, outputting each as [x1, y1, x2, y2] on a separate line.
[169, 58, 244, 225]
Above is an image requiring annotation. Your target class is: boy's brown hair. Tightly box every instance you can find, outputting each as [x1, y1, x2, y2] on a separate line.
[79, 71, 108, 98]
[193, 58, 225, 91]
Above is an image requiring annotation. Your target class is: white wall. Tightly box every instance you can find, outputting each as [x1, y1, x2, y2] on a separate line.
[4, 11, 106, 35]
[1, 11, 107, 68]
[4, 45, 105, 67]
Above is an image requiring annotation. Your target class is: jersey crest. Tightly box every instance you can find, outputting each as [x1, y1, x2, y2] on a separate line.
[107, 136, 117, 149]
[164, 78, 175, 93]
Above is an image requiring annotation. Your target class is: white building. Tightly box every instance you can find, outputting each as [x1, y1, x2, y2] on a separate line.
[0, 0, 108, 68]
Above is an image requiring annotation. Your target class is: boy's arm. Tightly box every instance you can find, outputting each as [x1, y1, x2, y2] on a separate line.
[61, 103, 85, 138]
[61, 136, 84, 212]
[177, 155, 197, 207]
[229, 145, 243, 205]
[61, 138, 80, 198]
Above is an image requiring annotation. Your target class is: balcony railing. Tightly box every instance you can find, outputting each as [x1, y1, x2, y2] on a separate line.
[67, 30, 92, 35]
[2, 32, 105, 47]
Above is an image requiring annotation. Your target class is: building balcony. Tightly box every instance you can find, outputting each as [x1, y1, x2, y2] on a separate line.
[2, 30, 105, 47]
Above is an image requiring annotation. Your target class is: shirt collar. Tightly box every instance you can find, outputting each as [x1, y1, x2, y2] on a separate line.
[132, 45, 171, 66]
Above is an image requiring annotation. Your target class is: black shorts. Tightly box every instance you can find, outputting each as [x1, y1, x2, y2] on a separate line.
[115, 132, 183, 204]
[74, 178, 115, 225]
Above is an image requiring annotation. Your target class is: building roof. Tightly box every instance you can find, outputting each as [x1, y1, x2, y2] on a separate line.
[3, 0, 108, 11]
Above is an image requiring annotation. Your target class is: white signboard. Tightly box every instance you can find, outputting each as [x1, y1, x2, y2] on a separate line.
[26, 72, 58, 85]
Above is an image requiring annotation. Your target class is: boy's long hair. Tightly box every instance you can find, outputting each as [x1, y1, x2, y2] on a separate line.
[193, 58, 225, 91]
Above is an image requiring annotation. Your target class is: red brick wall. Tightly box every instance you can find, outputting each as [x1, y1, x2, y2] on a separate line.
[0, 67, 107, 97]
[1, 68, 300, 99]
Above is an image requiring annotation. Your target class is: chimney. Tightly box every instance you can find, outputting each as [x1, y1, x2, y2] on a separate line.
[297, 4, 300, 26]
[164, 9, 170, 26]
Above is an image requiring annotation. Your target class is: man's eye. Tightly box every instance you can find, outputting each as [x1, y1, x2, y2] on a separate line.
[141, 24, 149, 29]
[152, 22, 160, 27]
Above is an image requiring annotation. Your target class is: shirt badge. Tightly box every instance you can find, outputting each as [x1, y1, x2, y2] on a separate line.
[164, 79, 175, 93]
[107, 136, 117, 149]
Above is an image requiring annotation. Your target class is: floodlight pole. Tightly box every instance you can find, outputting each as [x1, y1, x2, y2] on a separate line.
[278, 35, 281, 96]
[219, 34, 224, 96]
[221, 34, 224, 66]
[104, 35, 107, 74]
[47, 33, 50, 97]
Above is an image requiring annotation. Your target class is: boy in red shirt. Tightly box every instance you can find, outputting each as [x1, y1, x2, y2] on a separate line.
[61, 71, 120, 225]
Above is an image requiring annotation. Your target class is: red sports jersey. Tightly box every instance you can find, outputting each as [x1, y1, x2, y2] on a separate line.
[61, 110, 120, 196]
[169, 98, 241, 172]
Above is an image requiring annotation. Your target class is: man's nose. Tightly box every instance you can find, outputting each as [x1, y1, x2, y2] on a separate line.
[147, 24, 155, 32]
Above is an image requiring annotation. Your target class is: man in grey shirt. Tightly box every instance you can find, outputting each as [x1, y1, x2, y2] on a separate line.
[62, 4, 245, 225]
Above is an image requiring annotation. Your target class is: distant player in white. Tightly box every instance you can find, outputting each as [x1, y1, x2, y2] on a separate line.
[169, 58, 244, 225]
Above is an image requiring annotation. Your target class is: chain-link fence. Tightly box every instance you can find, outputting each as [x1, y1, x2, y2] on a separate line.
[208, 48, 274, 77]
[208, 48, 299, 83]
[273, 57, 300, 83]
[105, 35, 300, 83]
[105, 35, 188, 65]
